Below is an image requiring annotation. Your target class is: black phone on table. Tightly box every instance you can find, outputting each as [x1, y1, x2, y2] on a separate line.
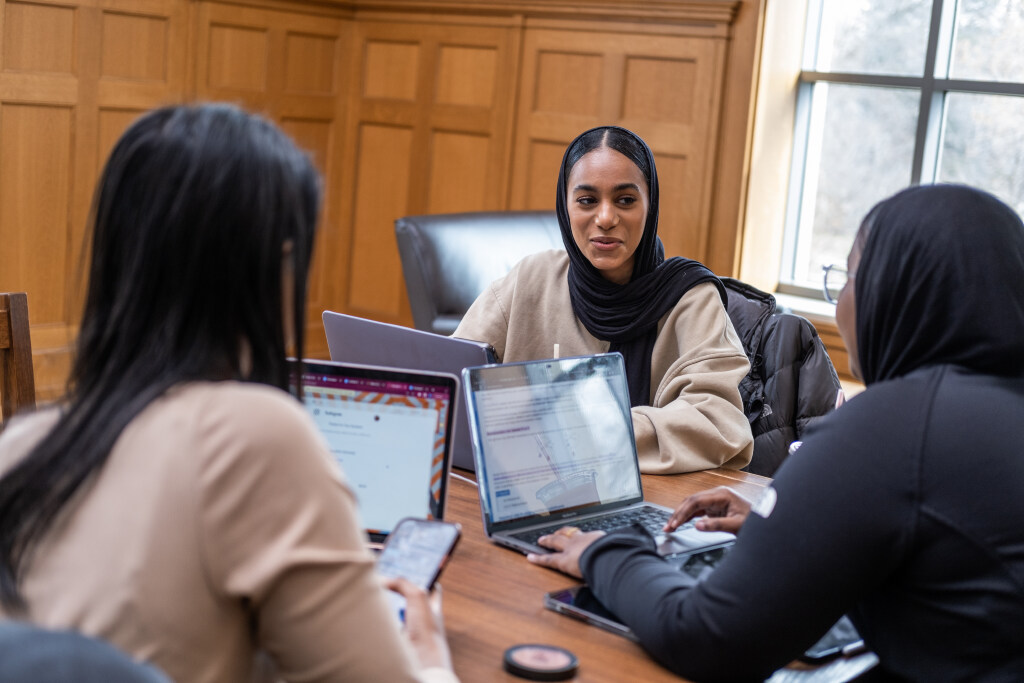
[544, 544, 733, 641]
[544, 584, 639, 641]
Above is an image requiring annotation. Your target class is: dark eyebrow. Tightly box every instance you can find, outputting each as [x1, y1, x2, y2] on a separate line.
[572, 183, 642, 193]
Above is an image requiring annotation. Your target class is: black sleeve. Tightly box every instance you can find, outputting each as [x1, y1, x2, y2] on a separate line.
[581, 379, 929, 682]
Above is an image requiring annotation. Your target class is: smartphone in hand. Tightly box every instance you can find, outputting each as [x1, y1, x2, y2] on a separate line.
[377, 517, 461, 591]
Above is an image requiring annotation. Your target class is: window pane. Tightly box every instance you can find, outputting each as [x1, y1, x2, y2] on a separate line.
[939, 93, 1024, 216]
[950, 0, 1024, 82]
[814, 0, 931, 76]
[792, 84, 918, 286]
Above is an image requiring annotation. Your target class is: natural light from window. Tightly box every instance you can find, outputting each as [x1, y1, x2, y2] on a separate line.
[780, 0, 1024, 293]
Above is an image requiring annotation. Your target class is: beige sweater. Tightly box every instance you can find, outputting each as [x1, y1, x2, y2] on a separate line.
[0, 382, 456, 683]
[455, 250, 753, 473]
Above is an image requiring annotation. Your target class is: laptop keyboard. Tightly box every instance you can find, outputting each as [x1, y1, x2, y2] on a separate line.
[510, 507, 675, 547]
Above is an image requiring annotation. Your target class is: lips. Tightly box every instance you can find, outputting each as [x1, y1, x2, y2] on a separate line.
[590, 237, 622, 251]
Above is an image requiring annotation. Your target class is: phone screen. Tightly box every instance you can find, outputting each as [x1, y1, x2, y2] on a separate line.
[544, 585, 637, 641]
[376, 517, 461, 591]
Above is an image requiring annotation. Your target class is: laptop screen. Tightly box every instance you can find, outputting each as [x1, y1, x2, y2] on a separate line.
[297, 360, 456, 541]
[464, 354, 643, 527]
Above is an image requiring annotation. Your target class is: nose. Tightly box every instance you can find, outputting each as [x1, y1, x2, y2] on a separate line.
[596, 200, 617, 230]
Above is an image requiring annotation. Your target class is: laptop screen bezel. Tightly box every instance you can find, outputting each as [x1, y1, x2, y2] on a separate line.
[296, 359, 458, 544]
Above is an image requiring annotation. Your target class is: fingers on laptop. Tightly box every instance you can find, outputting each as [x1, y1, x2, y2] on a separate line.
[528, 527, 606, 578]
[665, 487, 751, 534]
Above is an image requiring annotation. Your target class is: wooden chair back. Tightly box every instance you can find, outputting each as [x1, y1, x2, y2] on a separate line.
[0, 292, 36, 423]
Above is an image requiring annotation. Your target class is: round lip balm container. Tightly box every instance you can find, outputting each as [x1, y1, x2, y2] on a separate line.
[503, 644, 579, 681]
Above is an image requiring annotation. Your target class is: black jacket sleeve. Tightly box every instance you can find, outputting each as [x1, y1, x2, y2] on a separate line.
[580, 379, 928, 682]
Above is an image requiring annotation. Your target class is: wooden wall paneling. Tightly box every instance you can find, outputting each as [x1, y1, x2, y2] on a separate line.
[0, 0, 193, 402]
[279, 18, 346, 358]
[0, 0, 762, 397]
[348, 122, 414, 317]
[3, 0, 76, 74]
[195, 1, 347, 356]
[341, 18, 517, 325]
[0, 103, 76, 400]
[1, 0, 93, 401]
[510, 24, 728, 265]
[195, 3, 273, 111]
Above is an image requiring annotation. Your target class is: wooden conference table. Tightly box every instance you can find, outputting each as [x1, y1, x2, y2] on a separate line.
[438, 467, 770, 682]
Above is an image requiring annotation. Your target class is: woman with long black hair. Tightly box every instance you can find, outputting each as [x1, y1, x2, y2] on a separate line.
[455, 126, 753, 474]
[0, 104, 456, 682]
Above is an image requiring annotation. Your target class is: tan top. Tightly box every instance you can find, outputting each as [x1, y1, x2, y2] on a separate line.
[0, 382, 456, 683]
[455, 250, 753, 474]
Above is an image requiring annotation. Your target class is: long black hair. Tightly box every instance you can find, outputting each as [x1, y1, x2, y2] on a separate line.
[0, 104, 321, 610]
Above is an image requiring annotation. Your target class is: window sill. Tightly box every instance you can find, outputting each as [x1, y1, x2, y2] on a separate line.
[772, 292, 836, 323]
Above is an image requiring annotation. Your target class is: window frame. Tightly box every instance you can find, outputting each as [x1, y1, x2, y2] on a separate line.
[776, 0, 1024, 299]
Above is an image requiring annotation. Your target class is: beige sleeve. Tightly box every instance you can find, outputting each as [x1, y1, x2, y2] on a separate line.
[194, 389, 454, 683]
[633, 283, 754, 474]
[452, 271, 514, 362]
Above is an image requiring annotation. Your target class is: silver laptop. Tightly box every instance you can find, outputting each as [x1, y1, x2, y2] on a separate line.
[322, 311, 495, 471]
[297, 359, 458, 546]
[463, 353, 735, 556]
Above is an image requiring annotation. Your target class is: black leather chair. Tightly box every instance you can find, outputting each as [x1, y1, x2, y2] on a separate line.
[394, 211, 562, 335]
[0, 622, 170, 682]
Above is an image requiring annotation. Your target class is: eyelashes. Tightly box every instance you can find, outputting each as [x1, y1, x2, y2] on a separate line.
[573, 195, 639, 207]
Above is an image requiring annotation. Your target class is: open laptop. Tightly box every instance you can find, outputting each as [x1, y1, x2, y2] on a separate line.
[462, 353, 735, 556]
[297, 359, 458, 546]
[322, 311, 496, 472]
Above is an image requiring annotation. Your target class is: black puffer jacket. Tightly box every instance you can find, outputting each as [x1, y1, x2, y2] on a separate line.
[721, 278, 841, 476]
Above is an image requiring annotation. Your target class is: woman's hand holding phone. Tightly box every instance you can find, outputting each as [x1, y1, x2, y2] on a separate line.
[377, 518, 461, 673]
[384, 577, 452, 671]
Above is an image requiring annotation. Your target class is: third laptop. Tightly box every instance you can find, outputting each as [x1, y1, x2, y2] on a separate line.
[298, 359, 457, 548]
[462, 353, 735, 556]
[322, 310, 495, 472]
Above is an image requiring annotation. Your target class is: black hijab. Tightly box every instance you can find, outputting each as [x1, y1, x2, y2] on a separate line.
[556, 126, 726, 406]
[856, 184, 1024, 386]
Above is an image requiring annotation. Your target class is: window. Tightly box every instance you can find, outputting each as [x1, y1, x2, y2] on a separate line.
[779, 0, 1024, 294]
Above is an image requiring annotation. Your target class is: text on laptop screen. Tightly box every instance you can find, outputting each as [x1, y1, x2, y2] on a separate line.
[301, 368, 451, 534]
[467, 355, 643, 525]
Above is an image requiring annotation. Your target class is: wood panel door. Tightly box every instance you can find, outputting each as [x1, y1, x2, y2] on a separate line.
[194, 1, 349, 356]
[510, 24, 728, 266]
[0, 0, 188, 400]
[339, 18, 518, 325]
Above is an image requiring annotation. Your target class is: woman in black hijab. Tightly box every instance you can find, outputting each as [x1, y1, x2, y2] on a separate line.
[530, 184, 1024, 680]
[455, 127, 753, 474]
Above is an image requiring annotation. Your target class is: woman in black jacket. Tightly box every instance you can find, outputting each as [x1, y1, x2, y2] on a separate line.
[529, 184, 1024, 681]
